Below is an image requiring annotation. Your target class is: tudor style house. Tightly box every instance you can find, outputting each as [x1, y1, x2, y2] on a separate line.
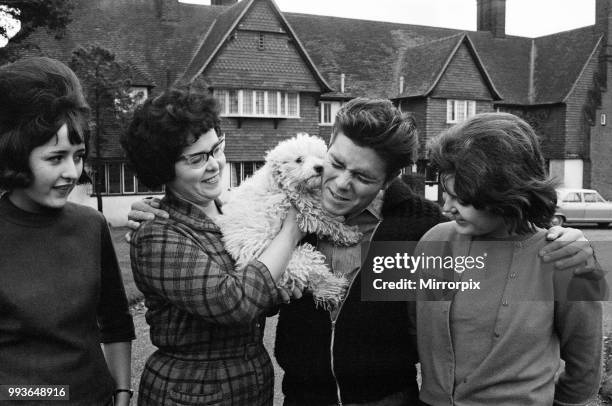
[23, 0, 612, 224]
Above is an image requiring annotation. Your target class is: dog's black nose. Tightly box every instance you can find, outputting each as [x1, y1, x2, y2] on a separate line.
[314, 165, 323, 174]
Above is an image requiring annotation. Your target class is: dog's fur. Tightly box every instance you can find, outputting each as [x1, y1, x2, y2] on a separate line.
[217, 134, 362, 307]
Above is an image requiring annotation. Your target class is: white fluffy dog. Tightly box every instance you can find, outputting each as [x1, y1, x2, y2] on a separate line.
[217, 133, 362, 307]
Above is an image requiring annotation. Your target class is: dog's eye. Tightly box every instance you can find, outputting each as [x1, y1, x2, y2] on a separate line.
[295, 157, 303, 163]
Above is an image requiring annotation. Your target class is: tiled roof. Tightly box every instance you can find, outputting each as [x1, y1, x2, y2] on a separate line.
[468, 31, 532, 104]
[533, 26, 601, 104]
[128, 63, 156, 87]
[181, 0, 252, 82]
[181, 0, 331, 91]
[393, 33, 500, 100]
[28, 0, 600, 107]
[286, 13, 461, 99]
[398, 34, 465, 98]
[287, 12, 598, 106]
[288, 13, 534, 103]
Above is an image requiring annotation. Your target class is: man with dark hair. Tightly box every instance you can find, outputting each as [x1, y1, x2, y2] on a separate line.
[275, 97, 444, 406]
[275, 98, 595, 406]
[128, 97, 594, 406]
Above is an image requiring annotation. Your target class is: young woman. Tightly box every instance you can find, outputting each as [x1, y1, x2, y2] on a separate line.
[121, 86, 304, 405]
[0, 57, 135, 406]
[416, 112, 606, 406]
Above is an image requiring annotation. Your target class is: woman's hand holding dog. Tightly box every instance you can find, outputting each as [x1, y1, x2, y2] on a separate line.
[258, 207, 306, 281]
[279, 206, 307, 244]
[262, 207, 306, 303]
[126, 198, 306, 301]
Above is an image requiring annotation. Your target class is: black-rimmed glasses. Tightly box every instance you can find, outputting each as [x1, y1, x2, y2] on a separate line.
[178, 136, 225, 168]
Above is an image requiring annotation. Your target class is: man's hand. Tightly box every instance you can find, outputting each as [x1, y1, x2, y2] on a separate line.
[540, 226, 594, 273]
[124, 197, 169, 242]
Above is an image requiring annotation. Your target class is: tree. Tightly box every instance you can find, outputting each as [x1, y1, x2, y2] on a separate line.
[0, 0, 74, 63]
[70, 45, 134, 212]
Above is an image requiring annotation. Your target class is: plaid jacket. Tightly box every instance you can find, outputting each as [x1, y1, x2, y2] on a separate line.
[130, 191, 280, 405]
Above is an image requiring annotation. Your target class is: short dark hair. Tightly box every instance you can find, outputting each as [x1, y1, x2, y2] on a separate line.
[121, 86, 220, 188]
[428, 112, 557, 234]
[0, 57, 90, 190]
[331, 97, 417, 181]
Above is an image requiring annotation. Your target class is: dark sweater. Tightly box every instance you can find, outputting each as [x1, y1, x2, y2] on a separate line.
[275, 179, 446, 405]
[0, 195, 135, 405]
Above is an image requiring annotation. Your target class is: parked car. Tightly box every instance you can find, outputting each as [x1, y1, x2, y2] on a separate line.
[552, 188, 612, 228]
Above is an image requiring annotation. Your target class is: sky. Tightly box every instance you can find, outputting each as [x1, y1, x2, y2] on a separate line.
[180, 0, 595, 38]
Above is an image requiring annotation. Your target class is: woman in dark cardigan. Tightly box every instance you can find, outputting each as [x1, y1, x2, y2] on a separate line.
[0, 57, 135, 406]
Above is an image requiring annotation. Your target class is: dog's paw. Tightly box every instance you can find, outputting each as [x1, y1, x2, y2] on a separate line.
[309, 271, 349, 310]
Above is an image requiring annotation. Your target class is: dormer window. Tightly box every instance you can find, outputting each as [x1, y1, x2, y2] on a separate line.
[214, 89, 300, 118]
[447, 99, 476, 123]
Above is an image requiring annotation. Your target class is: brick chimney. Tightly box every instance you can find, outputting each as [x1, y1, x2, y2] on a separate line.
[477, 0, 506, 38]
[597, 0, 612, 56]
[211, 0, 238, 5]
[158, 0, 180, 22]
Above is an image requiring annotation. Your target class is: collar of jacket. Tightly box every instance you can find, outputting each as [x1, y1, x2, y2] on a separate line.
[160, 190, 223, 233]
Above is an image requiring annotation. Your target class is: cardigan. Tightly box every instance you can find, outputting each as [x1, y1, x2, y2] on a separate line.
[416, 222, 604, 406]
[130, 191, 281, 406]
[0, 195, 135, 405]
[275, 178, 446, 405]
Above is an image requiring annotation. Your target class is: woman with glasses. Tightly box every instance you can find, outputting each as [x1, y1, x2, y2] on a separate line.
[121, 86, 304, 405]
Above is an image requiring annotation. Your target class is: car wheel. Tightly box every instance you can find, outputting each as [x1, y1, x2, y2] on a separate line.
[598, 222, 610, 228]
[551, 215, 564, 227]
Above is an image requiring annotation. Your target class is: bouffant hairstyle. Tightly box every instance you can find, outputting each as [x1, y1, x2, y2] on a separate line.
[331, 97, 417, 182]
[428, 112, 557, 234]
[121, 86, 220, 188]
[0, 57, 90, 190]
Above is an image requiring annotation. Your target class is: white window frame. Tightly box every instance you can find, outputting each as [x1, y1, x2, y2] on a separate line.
[91, 163, 164, 196]
[106, 163, 123, 195]
[319, 101, 342, 126]
[121, 163, 137, 195]
[447, 99, 476, 123]
[320, 101, 332, 125]
[214, 89, 300, 118]
[230, 161, 265, 187]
